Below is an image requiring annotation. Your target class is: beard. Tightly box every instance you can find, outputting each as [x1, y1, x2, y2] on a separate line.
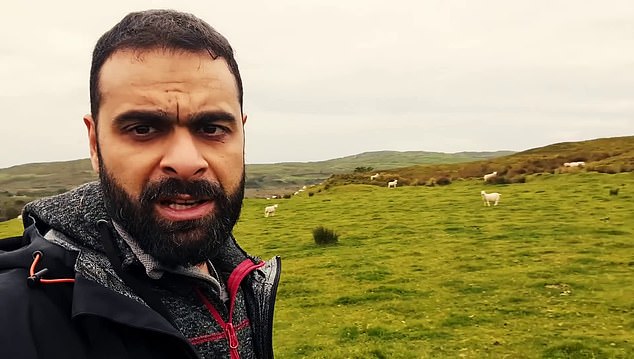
[98, 162, 245, 268]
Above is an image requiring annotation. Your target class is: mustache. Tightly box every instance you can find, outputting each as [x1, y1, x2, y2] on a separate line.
[139, 178, 225, 204]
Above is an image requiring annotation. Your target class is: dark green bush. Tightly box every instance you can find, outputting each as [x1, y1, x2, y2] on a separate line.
[436, 177, 452, 186]
[353, 166, 374, 173]
[313, 226, 339, 246]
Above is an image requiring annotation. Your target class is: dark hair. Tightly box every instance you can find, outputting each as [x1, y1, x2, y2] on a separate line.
[89, 9, 243, 121]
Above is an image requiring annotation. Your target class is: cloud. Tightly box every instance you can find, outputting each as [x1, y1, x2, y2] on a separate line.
[1, 0, 633, 168]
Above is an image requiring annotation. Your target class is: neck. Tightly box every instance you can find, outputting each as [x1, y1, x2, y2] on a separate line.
[196, 261, 210, 275]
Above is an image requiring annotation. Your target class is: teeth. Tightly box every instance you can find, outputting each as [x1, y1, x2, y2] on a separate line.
[168, 202, 198, 210]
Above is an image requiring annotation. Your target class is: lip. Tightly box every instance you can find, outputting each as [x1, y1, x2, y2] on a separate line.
[155, 198, 215, 221]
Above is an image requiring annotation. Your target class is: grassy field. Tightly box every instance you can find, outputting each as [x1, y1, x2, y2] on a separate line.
[3, 171, 633, 358]
[234, 171, 633, 358]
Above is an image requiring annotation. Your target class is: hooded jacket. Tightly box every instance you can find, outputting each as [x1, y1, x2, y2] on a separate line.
[0, 182, 281, 359]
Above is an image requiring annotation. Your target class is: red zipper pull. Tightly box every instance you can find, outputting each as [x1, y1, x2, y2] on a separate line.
[226, 322, 240, 359]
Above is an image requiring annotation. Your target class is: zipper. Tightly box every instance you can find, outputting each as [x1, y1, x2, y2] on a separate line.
[264, 256, 282, 359]
[194, 259, 265, 359]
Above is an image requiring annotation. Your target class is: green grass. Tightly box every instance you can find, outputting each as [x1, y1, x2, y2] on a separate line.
[3, 172, 633, 358]
[233, 171, 634, 358]
[0, 218, 23, 238]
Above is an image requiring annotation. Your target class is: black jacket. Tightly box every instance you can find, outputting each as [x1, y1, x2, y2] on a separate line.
[0, 221, 281, 359]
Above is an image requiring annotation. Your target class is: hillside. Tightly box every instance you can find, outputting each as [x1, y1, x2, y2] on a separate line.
[326, 135, 634, 187]
[245, 150, 513, 195]
[0, 150, 509, 220]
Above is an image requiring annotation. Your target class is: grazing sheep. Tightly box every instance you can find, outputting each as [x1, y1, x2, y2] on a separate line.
[387, 179, 398, 188]
[609, 188, 620, 196]
[564, 161, 585, 167]
[483, 171, 498, 182]
[370, 173, 380, 180]
[480, 190, 501, 206]
[264, 204, 279, 217]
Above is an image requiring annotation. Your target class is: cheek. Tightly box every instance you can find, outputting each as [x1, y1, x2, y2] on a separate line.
[211, 147, 245, 189]
[98, 145, 158, 199]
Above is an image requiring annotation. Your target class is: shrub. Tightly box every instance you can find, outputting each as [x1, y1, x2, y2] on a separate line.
[490, 176, 511, 185]
[313, 226, 339, 246]
[353, 166, 374, 173]
[436, 177, 452, 186]
[308, 192, 314, 197]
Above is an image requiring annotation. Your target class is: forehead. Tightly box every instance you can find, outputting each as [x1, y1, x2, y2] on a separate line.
[98, 48, 239, 105]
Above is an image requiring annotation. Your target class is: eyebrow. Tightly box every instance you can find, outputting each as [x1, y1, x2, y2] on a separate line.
[112, 110, 172, 128]
[112, 110, 238, 127]
[189, 111, 237, 126]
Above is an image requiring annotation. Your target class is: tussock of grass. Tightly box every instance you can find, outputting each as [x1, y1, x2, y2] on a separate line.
[542, 342, 607, 358]
[312, 226, 339, 246]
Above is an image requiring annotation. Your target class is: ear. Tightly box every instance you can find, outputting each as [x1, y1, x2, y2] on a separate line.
[242, 113, 247, 125]
[83, 114, 100, 173]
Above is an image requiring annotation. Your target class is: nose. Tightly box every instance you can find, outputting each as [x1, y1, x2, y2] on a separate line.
[160, 129, 208, 180]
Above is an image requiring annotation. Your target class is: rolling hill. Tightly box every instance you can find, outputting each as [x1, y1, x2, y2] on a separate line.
[326, 135, 634, 187]
[1, 135, 632, 220]
[0, 150, 510, 213]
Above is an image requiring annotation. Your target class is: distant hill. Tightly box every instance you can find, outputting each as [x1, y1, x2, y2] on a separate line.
[326, 135, 634, 187]
[0, 150, 510, 220]
[0, 150, 511, 196]
[2, 135, 631, 221]
[245, 150, 513, 196]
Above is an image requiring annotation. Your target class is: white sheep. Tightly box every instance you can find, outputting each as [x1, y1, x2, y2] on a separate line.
[264, 204, 279, 217]
[564, 161, 585, 167]
[483, 171, 498, 182]
[480, 190, 501, 206]
[387, 179, 398, 188]
[370, 173, 380, 180]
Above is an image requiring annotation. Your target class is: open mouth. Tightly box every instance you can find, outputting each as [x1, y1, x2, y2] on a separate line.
[161, 198, 209, 210]
[156, 195, 214, 220]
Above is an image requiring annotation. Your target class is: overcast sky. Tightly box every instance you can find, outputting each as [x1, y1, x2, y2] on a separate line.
[1, 1, 633, 169]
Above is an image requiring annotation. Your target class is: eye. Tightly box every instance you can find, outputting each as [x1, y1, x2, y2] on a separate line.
[197, 124, 228, 138]
[125, 124, 159, 138]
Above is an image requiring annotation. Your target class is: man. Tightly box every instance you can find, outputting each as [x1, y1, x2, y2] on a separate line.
[0, 9, 281, 359]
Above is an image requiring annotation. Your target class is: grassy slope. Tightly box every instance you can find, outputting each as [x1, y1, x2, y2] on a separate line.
[3, 172, 633, 357]
[0, 218, 22, 238]
[329, 136, 634, 187]
[234, 172, 634, 358]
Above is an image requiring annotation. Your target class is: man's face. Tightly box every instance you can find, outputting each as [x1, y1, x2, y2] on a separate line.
[84, 49, 246, 267]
